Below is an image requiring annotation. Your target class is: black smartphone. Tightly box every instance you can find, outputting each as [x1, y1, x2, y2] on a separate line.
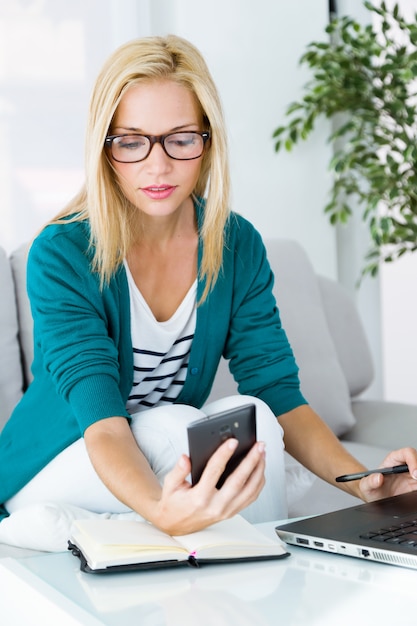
[187, 403, 257, 489]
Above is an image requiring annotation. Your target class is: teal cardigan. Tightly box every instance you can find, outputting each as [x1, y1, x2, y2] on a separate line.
[0, 205, 306, 519]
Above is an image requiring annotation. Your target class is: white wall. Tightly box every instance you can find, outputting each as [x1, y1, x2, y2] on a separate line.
[0, 1, 117, 251]
[378, 0, 417, 404]
[333, 0, 385, 398]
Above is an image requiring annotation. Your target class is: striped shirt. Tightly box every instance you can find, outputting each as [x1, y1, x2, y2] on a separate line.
[124, 261, 197, 414]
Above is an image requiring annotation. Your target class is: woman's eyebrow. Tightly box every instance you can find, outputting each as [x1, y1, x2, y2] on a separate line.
[112, 122, 200, 133]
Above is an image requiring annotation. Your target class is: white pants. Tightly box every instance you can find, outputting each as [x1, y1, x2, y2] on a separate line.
[6, 396, 288, 524]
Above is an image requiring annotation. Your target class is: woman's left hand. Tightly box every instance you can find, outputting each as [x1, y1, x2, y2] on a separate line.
[359, 447, 417, 501]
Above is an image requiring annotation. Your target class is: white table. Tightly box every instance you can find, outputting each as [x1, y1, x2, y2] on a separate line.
[1, 521, 416, 626]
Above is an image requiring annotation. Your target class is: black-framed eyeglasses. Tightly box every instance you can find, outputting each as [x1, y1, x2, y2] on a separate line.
[104, 131, 210, 163]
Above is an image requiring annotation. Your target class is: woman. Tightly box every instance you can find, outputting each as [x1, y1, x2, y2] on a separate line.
[0, 35, 416, 549]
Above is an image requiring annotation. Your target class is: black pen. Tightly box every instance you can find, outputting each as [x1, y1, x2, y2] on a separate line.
[336, 464, 409, 483]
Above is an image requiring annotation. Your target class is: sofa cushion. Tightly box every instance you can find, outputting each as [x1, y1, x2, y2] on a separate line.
[346, 399, 417, 450]
[0, 504, 145, 552]
[288, 440, 391, 517]
[0, 247, 24, 430]
[209, 239, 356, 436]
[317, 275, 374, 398]
[264, 239, 356, 436]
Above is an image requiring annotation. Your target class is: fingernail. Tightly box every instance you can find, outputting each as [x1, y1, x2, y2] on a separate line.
[412, 470, 417, 480]
[257, 442, 266, 454]
[227, 438, 238, 450]
[178, 455, 188, 469]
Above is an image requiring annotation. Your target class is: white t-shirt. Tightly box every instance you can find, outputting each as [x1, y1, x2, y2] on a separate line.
[124, 261, 197, 414]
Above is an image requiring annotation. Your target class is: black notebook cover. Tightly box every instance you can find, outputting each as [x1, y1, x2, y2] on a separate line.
[68, 540, 289, 574]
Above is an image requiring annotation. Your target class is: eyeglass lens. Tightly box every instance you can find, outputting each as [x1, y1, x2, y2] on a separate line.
[109, 132, 206, 163]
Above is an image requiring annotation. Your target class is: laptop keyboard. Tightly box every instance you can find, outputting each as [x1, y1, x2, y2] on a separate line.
[360, 519, 417, 548]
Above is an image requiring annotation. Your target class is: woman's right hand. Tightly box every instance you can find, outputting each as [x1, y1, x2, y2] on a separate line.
[150, 438, 266, 536]
[85, 416, 265, 536]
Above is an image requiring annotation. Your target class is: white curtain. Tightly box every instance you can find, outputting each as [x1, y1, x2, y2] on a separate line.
[0, 0, 149, 253]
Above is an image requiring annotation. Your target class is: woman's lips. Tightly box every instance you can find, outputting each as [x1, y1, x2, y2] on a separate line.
[141, 185, 176, 200]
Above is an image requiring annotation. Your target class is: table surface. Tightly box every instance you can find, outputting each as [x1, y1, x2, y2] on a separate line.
[1, 521, 417, 626]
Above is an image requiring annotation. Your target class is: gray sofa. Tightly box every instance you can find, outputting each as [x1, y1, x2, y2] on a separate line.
[1, 239, 417, 558]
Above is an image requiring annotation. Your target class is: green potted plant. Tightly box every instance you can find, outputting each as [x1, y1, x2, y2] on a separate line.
[273, 1, 417, 278]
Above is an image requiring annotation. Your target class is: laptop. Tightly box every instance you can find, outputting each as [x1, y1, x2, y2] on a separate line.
[275, 491, 417, 570]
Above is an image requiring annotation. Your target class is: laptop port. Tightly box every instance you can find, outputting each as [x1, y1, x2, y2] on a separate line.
[314, 541, 324, 547]
[296, 537, 309, 545]
[361, 549, 370, 558]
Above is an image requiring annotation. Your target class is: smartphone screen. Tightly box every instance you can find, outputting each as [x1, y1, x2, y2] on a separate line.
[187, 403, 257, 488]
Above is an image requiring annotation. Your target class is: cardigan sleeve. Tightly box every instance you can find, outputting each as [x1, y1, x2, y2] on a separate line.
[27, 223, 131, 433]
[223, 217, 307, 416]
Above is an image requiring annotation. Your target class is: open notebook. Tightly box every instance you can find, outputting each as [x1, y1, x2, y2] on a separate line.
[276, 491, 417, 571]
[69, 514, 289, 573]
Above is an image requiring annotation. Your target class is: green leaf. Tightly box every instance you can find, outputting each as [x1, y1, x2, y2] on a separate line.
[289, 117, 304, 128]
[272, 126, 286, 139]
[324, 200, 337, 214]
[284, 138, 293, 151]
[410, 30, 417, 46]
[286, 102, 304, 115]
[334, 159, 346, 173]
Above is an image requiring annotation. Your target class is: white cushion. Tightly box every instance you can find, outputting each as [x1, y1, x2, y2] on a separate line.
[0, 503, 144, 552]
[347, 399, 417, 450]
[209, 240, 356, 436]
[264, 239, 356, 436]
[288, 440, 391, 517]
[317, 275, 374, 397]
[284, 453, 315, 509]
[0, 246, 23, 430]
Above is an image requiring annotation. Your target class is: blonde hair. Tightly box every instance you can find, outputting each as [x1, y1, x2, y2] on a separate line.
[52, 35, 230, 299]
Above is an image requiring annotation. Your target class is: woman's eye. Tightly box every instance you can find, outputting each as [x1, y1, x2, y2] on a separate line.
[120, 136, 147, 150]
[167, 133, 195, 147]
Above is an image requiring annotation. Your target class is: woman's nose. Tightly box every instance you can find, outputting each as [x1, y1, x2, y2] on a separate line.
[144, 141, 172, 171]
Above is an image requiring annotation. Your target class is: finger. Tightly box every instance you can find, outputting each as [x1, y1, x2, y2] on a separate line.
[380, 448, 417, 480]
[359, 451, 417, 501]
[394, 448, 417, 480]
[361, 471, 384, 493]
[163, 454, 192, 493]
[226, 443, 266, 490]
[217, 449, 266, 515]
[196, 438, 239, 489]
[228, 440, 265, 477]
